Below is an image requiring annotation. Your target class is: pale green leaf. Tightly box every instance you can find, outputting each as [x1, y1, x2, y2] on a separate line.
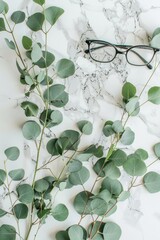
[22, 36, 32, 50]
[9, 169, 25, 181]
[0, 225, 16, 240]
[0, 169, 6, 186]
[55, 59, 75, 78]
[11, 11, 25, 24]
[26, 13, 44, 31]
[0, 18, 6, 31]
[123, 154, 147, 176]
[4, 147, 20, 161]
[103, 222, 122, 240]
[22, 121, 41, 140]
[77, 120, 93, 135]
[120, 127, 135, 145]
[21, 101, 39, 117]
[17, 184, 34, 204]
[52, 204, 69, 221]
[13, 203, 28, 219]
[122, 82, 136, 100]
[143, 171, 160, 193]
[148, 86, 160, 104]
[44, 6, 64, 26]
[153, 142, 160, 158]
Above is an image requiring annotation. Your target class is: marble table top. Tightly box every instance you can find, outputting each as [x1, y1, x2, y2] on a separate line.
[1, 0, 160, 239]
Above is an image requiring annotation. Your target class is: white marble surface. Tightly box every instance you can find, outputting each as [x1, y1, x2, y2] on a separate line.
[1, 0, 160, 239]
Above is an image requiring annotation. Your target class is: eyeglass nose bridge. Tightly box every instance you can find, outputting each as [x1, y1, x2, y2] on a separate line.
[116, 49, 127, 55]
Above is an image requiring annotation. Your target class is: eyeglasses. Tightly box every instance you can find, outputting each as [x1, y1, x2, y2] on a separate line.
[85, 40, 160, 69]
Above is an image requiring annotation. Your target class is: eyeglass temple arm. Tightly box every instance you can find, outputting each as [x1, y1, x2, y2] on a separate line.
[85, 44, 153, 69]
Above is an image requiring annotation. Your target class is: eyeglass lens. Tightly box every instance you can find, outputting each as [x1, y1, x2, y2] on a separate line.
[89, 42, 116, 62]
[126, 46, 155, 66]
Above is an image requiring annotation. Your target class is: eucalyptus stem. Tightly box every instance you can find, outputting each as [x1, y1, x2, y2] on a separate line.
[3, 14, 26, 68]
[139, 61, 160, 98]
[4, 160, 23, 240]
[25, 223, 33, 240]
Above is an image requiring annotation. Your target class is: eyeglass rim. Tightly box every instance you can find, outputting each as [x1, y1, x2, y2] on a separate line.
[86, 40, 117, 63]
[125, 45, 158, 66]
[85, 39, 160, 66]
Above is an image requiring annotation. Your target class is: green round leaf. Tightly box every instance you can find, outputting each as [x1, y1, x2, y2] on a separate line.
[122, 82, 136, 100]
[40, 75, 53, 85]
[103, 222, 122, 240]
[56, 59, 75, 78]
[33, 0, 45, 5]
[152, 28, 160, 38]
[31, 43, 42, 63]
[69, 166, 90, 185]
[22, 121, 41, 140]
[88, 222, 104, 239]
[68, 160, 82, 173]
[143, 171, 160, 193]
[68, 225, 84, 240]
[46, 138, 59, 156]
[90, 198, 108, 216]
[93, 158, 106, 177]
[112, 120, 124, 133]
[9, 169, 25, 181]
[26, 12, 44, 31]
[56, 231, 70, 240]
[59, 130, 80, 151]
[150, 34, 160, 48]
[11, 11, 25, 24]
[21, 101, 39, 117]
[0, 1, 9, 14]
[96, 189, 112, 203]
[83, 144, 104, 158]
[120, 127, 135, 145]
[103, 162, 121, 179]
[125, 97, 140, 116]
[43, 84, 68, 107]
[74, 191, 92, 215]
[109, 149, 127, 166]
[34, 179, 49, 193]
[33, 51, 55, 68]
[22, 36, 32, 50]
[0, 169, 6, 186]
[5, 38, 15, 50]
[4, 147, 20, 161]
[123, 154, 147, 176]
[24, 75, 34, 85]
[77, 120, 93, 135]
[0, 225, 16, 240]
[118, 191, 130, 201]
[153, 142, 160, 158]
[17, 184, 34, 204]
[0, 18, 6, 31]
[44, 6, 64, 26]
[135, 148, 148, 161]
[36, 71, 45, 83]
[50, 110, 63, 125]
[13, 203, 28, 219]
[52, 204, 69, 221]
[40, 109, 63, 128]
[101, 177, 123, 197]
[148, 86, 160, 104]
[0, 209, 7, 218]
[37, 208, 50, 219]
[103, 121, 115, 137]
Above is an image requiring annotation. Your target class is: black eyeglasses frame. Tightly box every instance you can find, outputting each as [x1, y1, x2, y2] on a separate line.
[85, 39, 160, 69]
